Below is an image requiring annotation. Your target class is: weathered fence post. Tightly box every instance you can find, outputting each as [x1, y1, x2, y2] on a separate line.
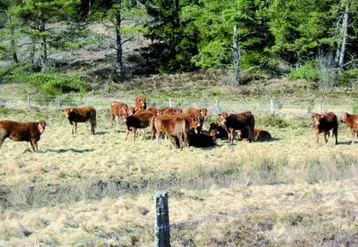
[57, 95, 61, 110]
[216, 98, 220, 114]
[168, 97, 172, 107]
[270, 99, 274, 114]
[83, 94, 87, 106]
[155, 191, 170, 247]
[233, 24, 240, 86]
[27, 95, 31, 108]
[319, 103, 323, 113]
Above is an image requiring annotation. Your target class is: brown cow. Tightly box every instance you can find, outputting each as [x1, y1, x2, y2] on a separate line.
[312, 112, 338, 144]
[341, 112, 358, 144]
[185, 107, 208, 132]
[125, 109, 155, 140]
[153, 115, 189, 149]
[110, 101, 130, 125]
[0, 120, 47, 152]
[219, 112, 255, 144]
[62, 106, 96, 135]
[134, 96, 147, 111]
[160, 107, 183, 115]
[238, 128, 272, 142]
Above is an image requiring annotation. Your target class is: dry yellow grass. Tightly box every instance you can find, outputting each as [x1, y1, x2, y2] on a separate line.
[1, 107, 358, 246]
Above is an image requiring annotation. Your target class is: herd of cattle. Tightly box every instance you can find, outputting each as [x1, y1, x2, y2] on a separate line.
[0, 96, 357, 152]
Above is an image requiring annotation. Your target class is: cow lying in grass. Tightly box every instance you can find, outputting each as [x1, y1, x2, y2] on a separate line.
[62, 106, 97, 135]
[0, 120, 47, 152]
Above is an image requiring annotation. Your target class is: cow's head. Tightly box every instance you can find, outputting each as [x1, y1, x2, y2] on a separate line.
[312, 113, 321, 127]
[36, 120, 48, 134]
[341, 112, 349, 123]
[189, 116, 201, 133]
[62, 108, 73, 119]
[199, 108, 208, 119]
[135, 96, 146, 110]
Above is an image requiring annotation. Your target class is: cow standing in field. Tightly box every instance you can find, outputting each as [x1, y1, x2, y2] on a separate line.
[134, 96, 147, 111]
[110, 101, 132, 125]
[219, 112, 255, 144]
[62, 106, 97, 135]
[153, 115, 190, 149]
[152, 114, 201, 145]
[341, 112, 358, 144]
[0, 120, 47, 152]
[185, 107, 208, 133]
[312, 112, 338, 144]
[125, 109, 156, 140]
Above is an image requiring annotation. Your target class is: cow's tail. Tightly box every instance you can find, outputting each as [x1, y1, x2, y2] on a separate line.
[150, 115, 156, 140]
[182, 119, 189, 148]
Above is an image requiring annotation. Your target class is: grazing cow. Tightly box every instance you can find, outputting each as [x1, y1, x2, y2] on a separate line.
[134, 96, 147, 111]
[219, 112, 255, 144]
[209, 122, 228, 139]
[238, 128, 272, 142]
[341, 112, 358, 144]
[62, 106, 96, 135]
[153, 115, 189, 149]
[188, 132, 216, 147]
[125, 109, 155, 140]
[312, 112, 338, 144]
[0, 120, 47, 152]
[110, 101, 131, 125]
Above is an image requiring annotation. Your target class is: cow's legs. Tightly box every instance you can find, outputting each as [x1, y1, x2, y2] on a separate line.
[0, 130, 7, 149]
[248, 127, 254, 143]
[91, 121, 95, 135]
[351, 130, 356, 144]
[125, 127, 131, 141]
[324, 132, 328, 143]
[333, 127, 338, 145]
[29, 141, 36, 152]
[229, 128, 234, 145]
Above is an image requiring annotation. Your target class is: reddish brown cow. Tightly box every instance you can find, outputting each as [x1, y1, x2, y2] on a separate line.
[153, 115, 189, 149]
[312, 112, 338, 144]
[341, 112, 358, 144]
[238, 128, 272, 142]
[0, 120, 47, 152]
[62, 106, 96, 135]
[147, 107, 162, 116]
[160, 107, 183, 115]
[185, 107, 208, 132]
[110, 101, 130, 125]
[219, 112, 255, 144]
[134, 96, 147, 111]
[125, 109, 156, 140]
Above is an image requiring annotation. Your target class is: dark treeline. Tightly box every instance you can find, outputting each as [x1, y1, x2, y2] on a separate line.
[0, 0, 357, 88]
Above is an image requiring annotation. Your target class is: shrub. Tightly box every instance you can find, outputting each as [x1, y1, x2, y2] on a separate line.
[257, 114, 290, 128]
[288, 61, 319, 81]
[5, 68, 85, 95]
[338, 69, 358, 87]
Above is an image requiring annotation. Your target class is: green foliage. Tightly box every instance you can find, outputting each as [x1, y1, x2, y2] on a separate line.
[338, 69, 358, 87]
[4, 64, 85, 95]
[257, 114, 290, 128]
[288, 61, 319, 81]
[352, 105, 358, 114]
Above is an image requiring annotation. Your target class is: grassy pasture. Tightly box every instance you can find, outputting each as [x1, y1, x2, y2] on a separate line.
[1, 94, 358, 246]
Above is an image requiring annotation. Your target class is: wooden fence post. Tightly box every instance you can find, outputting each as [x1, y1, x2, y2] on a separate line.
[83, 95, 87, 106]
[168, 97, 172, 107]
[270, 99, 274, 114]
[155, 191, 170, 247]
[319, 103, 323, 113]
[216, 98, 220, 114]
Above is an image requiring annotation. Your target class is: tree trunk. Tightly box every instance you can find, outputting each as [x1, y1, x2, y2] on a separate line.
[40, 19, 48, 72]
[233, 24, 240, 86]
[8, 16, 19, 63]
[338, 2, 349, 68]
[115, 0, 124, 77]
